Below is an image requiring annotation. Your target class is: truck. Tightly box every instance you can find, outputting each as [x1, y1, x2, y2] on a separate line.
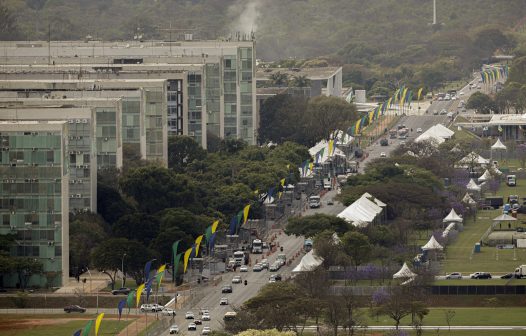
[507, 175, 517, 187]
[304, 239, 313, 252]
[323, 177, 332, 190]
[251, 239, 263, 254]
[309, 195, 321, 208]
[514, 265, 526, 278]
[233, 251, 245, 266]
[277, 253, 286, 266]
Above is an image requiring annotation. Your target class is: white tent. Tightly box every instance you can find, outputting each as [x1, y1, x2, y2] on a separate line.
[415, 124, 454, 145]
[462, 193, 477, 205]
[363, 192, 387, 207]
[443, 208, 463, 223]
[393, 262, 417, 279]
[466, 178, 481, 192]
[491, 138, 507, 150]
[457, 152, 490, 168]
[442, 223, 457, 239]
[337, 193, 384, 227]
[292, 250, 324, 273]
[422, 235, 444, 250]
[478, 170, 492, 183]
[493, 214, 517, 221]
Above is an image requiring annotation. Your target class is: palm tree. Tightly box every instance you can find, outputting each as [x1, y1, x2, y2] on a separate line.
[291, 75, 311, 88]
[269, 72, 289, 87]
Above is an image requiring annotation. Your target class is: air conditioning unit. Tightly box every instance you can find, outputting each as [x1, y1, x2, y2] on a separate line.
[84, 165, 89, 168]
[83, 208, 90, 212]
[68, 120, 75, 124]
[78, 179, 83, 184]
[76, 151, 81, 154]
[103, 137, 109, 141]
[10, 225, 16, 230]
[69, 151, 75, 154]
[76, 194, 82, 198]
[24, 222, 32, 226]
[82, 119, 88, 123]
[70, 194, 75, 198]
[32, 147, 37, 151]
[75, 119, 81, 123]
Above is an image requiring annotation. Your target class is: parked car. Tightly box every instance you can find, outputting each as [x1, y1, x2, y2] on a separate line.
[202, 327, 212, 335]
[111, 287, 131, 295]
[380, 152, 386, 158]
[162, 308, 176, 316]
[232, 275, 242, 284]
[445, 272, 462, 279]
[169, 325, 179, 334]
[260, 259, 269, 269]
[188, 323, 197, 331]
[64, 305, 86, 313]
[220, 297, 229, 305]
[222, 285, 233, 293]
[470, 272, 492, 279]
[185, 311, 195, 319]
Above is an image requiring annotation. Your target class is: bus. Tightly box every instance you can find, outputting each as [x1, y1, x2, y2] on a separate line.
[224, 312, 237, 321]
[252, 239, 263, 254]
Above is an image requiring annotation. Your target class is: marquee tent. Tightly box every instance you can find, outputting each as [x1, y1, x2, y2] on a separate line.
[292, 250, 324, 273]
[393, 262, 417, 279]
[491, 138, 507, 150]
[466, 178, 481, 192]
[443, 208, 463, 223]
[337, 193, 384, 227]
[422, 235, 443, 250]
[478, 170, 492, 183]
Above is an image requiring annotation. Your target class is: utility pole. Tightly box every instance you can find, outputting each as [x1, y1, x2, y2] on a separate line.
[433, 0, 437, 25]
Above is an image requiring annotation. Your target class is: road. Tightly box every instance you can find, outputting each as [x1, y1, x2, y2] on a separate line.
[156, 189, 346, 335]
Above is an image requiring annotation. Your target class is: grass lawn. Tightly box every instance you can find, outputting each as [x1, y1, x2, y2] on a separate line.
[452, 127, 479, 141]
[0, 315, 132, 336]
[365, 307, 526, 326]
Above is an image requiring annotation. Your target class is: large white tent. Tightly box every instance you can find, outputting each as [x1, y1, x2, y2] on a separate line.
[415, 124, 454, 145]
[443, 208, 463, 223]
[462, 193, 477, 205]
[393, 262, 417, 279]
[478, 170, 492, 183]
[422, 235, 444, 250]
[292, 250, 324, 273]
[337, 193, 384, 227]
[491, 138, 507, 150]
[466, 178, 481, 192]
[457, 152, 490, 168]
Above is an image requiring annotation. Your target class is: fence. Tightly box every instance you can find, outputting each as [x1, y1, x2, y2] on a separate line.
[431, 285, 526, 295]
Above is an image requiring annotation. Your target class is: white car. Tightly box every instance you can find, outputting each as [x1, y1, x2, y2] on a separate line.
[140, 303, 163, 312]
[169, 324, 179, 334]
[261, 259, 269, 269]
[253, 264, 263, 272]
[232, 275, 242, 284]
[188, 322, 197, 331]
[220, 297, 229, 305]
[202, 313, 211, 321]
[416, 128, 422, 133]
[380, 152, 386, 158]
[202, 327, 211, 335]
[185, 311, 195, 319]
[162, 308, 176, 316]
[446, 272, 462, 279]
[240, 265, 248, 272]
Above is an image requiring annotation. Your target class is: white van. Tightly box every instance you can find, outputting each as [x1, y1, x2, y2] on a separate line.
[507, 175, 517, 187]
[309, 195, 321, 208]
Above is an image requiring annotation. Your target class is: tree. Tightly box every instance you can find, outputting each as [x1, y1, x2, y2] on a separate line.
[313, 230, 348, 268]
[290, 75, 311, 88]
[372, 287, 428, 330]
[324, 295, 346, 336]
[306, 96, 358, 141]
[286, 214, 350, 237]
[120, 165, 200, 214]
[168, 136, 207, 173]
[237, 330, 295, 336]
[69, 214, 107, 278]
[0, 2, 21, 40]
[466, 92, 496, 114]
[111, 213, 159, 246]
[96, 183, 134, 225]
[341, 231, 372, 270]
[444, 309, 456, 334]
[13, 258, 43, 290]
[91, 238, 157, 288]
[269, 72, 289, 87]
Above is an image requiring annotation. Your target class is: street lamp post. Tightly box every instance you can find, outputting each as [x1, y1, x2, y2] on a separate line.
[86, 267, 97, 313]
[121, 253, 127, 288]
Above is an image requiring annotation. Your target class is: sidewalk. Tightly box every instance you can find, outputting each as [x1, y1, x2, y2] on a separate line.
[55, 271, 109, 294]
[117, 315, 160, 336]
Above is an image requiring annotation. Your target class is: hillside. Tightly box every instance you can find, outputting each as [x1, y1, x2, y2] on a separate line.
[2, 0, 526, 91]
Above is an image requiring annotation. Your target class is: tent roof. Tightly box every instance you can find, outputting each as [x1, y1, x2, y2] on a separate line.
[462, 193, 477, 205]
[493, 214, 517, 221]
[466, 178, 481, 191]
[443, 208, 463, 223]
[493, 167, 503, 175]
[363, 192, 387, 207]
[478, 170, 492, 182]
[337, 193, 383, 227]
[422, 235, 444, 250]
[393, 262, 417, 279]
[458, 152, 490, 166]
[292, 250, 324, 273]
[491, 138, 507, 150]
[415, 124, 454, 144]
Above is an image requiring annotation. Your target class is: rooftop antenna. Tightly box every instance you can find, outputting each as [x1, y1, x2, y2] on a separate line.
[47, 23, 51, 65]
[433, 0, 437, 25]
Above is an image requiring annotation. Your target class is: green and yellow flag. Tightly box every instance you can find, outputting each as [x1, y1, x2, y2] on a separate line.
[194, 235, 204, 257]
[83, 320, 94, 336]
[280, 178, 285, 187]
[211, 220, 219, 233]
[183, 247, 193, 273]
[136, 283, 145, 307]
[417, 88, 423, 101]
[155, 264, 167, 288]
[95, 313, 104, 336]
[243, 204, 251, 224]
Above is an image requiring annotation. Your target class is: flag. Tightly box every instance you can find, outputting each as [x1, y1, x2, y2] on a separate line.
[136, 283, 145, 307]
[387, 96, 393, 107]
[280, 178, 285, 187]
[368, 110, 374, 123]
[286, 164, 290, 170]
[328, 139, 334, 155]
[319, 148, 325, 159]
[406, 91, 413, 106]
[209, 232, 217, 251]
[355, 118, 361, 134]
[243, 204, 251, 224]
[236, 210, 243, 226]
[417, 88, 423, 101]
[173, 253, 182, 278]
[95, 313, 104, 336]
[194, 235, 204, 256]
[267, 186, 275, 200]
[172, 240, 180, 265]
[144, 260, 153, 283]
[118, 299, 126, 320]
[73, 330, 82, 336]
[278, 191, 283, 199]
[309, 162, 313, 172]
[253, 189, 259, 195]
[126, 289, 135, 310]
[145, 276, 154, 301]
[211, 220, 219, 234]
[83, 320, 94, 336]
[205, 225, 212, 243]
[183, 247, 193, 273]
[155, 264, 167, 288]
